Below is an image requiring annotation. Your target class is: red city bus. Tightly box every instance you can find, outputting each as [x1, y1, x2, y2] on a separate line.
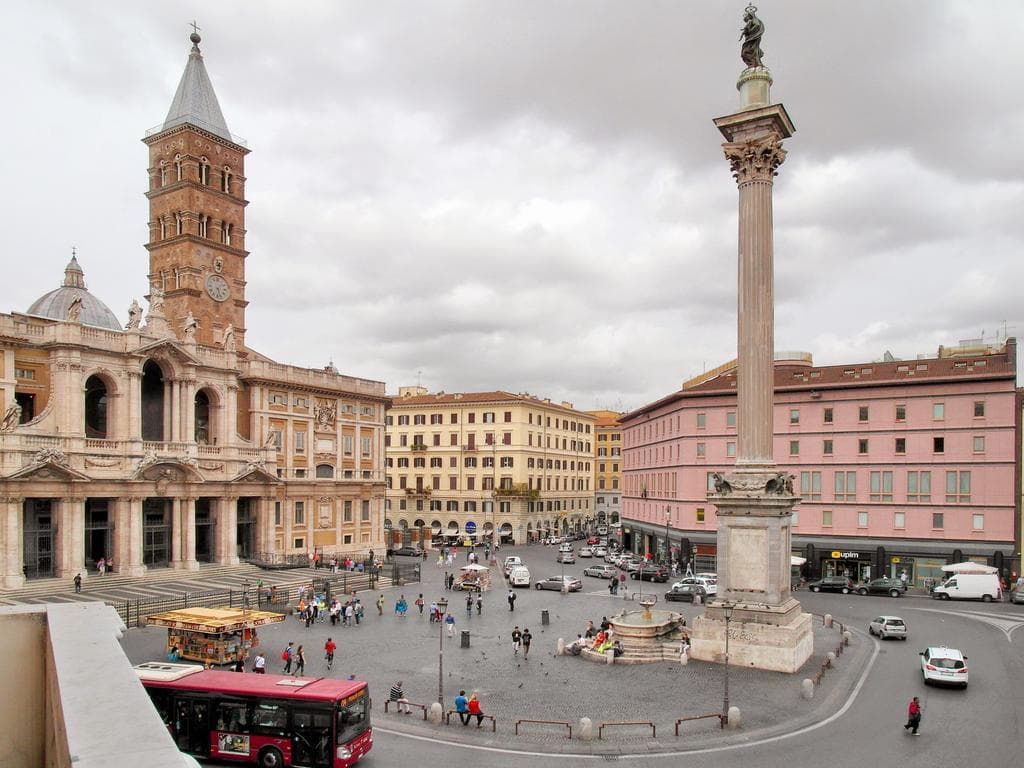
[135, 662, 372, 768]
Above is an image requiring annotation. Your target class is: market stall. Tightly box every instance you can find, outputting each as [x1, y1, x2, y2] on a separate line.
[455, 563, 492, 591]
[146, 607, 284, 666]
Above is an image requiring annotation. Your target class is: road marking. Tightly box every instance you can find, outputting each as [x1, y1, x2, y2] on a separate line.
[904, 606, 1024, 642]
[376, 636, 881, 759]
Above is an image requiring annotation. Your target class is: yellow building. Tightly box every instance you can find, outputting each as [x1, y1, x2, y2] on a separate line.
[590, 410, 623, 526]
[385, 388, 596, 546]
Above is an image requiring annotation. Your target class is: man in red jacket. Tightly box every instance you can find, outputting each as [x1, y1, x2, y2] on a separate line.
[903, 697, 922, 735]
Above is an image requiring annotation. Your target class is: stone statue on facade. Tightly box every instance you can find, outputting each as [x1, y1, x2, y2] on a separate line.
[126, 299, 142, 329]
[66, 295, 83, 323]
[222, 323, 236, 353]
[740, 5, 765, 68]
[182, 311, 198, 342]
[1, 403, 22, 432]
[148, 283, 165, 315]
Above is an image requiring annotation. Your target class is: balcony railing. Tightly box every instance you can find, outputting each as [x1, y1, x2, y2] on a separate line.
[462, 444, 477, 451]
[410, 443, 428, 451]
[494, 484, 539, 499]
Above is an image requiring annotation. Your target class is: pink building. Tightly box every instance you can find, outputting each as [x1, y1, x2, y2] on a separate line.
[621, 340, 1020, 586]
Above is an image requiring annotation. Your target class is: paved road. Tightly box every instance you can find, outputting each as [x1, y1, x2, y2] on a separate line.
[119, 544, 1024, 766]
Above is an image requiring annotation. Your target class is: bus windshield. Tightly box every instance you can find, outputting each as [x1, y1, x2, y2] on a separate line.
[336, 690, 369, 745]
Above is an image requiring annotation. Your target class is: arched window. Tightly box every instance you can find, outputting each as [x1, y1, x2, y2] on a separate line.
[194, 390, 211, 444]
[158, 217, 167, 240]
[174, 154, 183, 182]
[141, 361, 165, 441]
[198, 214, 208, 238]
[158, 161, 167, 188]
[221, 222, 232, 245]
[175, 212, 183, 236]
[222, 167, 232, 194]
[84, 375, 109, 438]
[316, 464, 335, 478]
[199, 157, 209, 185]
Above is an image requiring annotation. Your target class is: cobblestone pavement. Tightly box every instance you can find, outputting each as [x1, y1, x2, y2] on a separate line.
[119, 545, 872, 753]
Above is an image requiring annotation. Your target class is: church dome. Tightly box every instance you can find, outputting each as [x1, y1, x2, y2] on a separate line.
[26, 256, 122, 331]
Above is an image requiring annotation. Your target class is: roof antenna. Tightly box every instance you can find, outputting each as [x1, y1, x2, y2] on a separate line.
[416, 370, 422, 388]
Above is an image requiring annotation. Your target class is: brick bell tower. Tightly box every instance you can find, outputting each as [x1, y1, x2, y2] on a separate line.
[143, 30, 250, 349]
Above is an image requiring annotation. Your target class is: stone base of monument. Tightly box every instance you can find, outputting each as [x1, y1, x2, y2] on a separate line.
[688, 599, 814, 674]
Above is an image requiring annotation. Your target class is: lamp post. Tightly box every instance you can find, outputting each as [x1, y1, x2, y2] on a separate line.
[664, 507, 671, 568]
[436, 596, 448, 705]
[721, 600, 735, 718]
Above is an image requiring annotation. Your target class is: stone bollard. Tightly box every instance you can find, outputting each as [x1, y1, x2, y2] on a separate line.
[843, 630, 852, 646]
[801, 679, 814, 699]
[427, 702, 443, 725]
[579, 717, 594, 741]
[694, 593, 702, 606]
[557, 637, 566, 656]
[727, 706, 741, 729]
[826, 651, 836, 668]
[824, 613, 833, 628]
[606, 649, 615, 665]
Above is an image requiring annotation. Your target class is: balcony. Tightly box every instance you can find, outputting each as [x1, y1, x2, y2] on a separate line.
[410, 443, 428, 452]
[494, 483, 539, 500]
[462, 444, 477, 451]
[405, 487, 431, 496]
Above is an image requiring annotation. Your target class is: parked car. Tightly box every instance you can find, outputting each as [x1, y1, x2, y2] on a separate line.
[857, 578, 906, 597]
[1012, 589, 1024, 605]
[807, 576, 854, 594]
[508, 566, 531, 587]
[673, 576, 718, 596]
[535, 575, 582, 592]
[583, 564, 618, 579]
[630, 566, 669, 582]
[587, 537, 599, 545]
[920, 646, 968, 687]
[592, 546, 608, 557]
[503, 556, 523, 577]
[868, 615, 908, 640]
[556, 552, 576, 564]
[618, 558, 644, 572]
[389, 546, 425, 558]
[930, 572, 1002, 602]
[578, 547, 594, 558]
[665, 583, 706, 602]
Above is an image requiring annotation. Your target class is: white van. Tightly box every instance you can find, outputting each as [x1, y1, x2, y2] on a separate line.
[509, 565, 531, 587]
[930, 573, 1001, 602]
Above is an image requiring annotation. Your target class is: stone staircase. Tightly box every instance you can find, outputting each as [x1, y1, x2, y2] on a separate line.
[581, 630, 690, 665]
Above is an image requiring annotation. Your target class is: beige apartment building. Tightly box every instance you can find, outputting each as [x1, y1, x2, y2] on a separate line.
[590, 410, 624, 526]
[385, 388, 597, 546]
[0, 34, 386, 590]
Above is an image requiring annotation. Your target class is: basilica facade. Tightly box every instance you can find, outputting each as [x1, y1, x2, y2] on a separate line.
[0, 33, 387, 590]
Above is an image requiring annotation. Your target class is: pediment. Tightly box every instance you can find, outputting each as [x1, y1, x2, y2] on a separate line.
[7, 459, 91, 482]
[133, 338, 201, 365]
[131, 454, 205, 482]
[230, 461, 281, 484]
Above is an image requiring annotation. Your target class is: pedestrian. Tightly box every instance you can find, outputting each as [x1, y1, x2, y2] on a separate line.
[282, 642, 295, 674]
[355, 600, 364, 625]
[466, 593, 473, 615]
[376, 594, 385, 616]
[904, 696, 922, 735]
[253, 652, 266, 673]
[522, 627, 533, 659]
[232, 656, 245, 673]
[293, 645, 306, 677]
[73, 573, 82, 593]
[345, 602, 355, 626]
[97, 556, 106, 576]
[324, 637, 336, 669]
[415, 594, 425, 615]
[454, 690, 470, 725]
[507, 589, 516, 612]
[447, 573, 455, 590]
[476, 594, 483, 615]
[396, 595, 408, 617]
[609, 577, 617, 595]
[166, 644, 180, 662]
[511, 626, 522, 655]
[585, 620, 596, 638]
[900, 570, 909, 590]
[468, 692, 484, 727]
[389, 680, 411, 714]
[445, 612, 456, 638]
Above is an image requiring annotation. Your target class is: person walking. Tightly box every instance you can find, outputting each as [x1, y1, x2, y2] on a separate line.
[293, 645, 306, 677]
[445, 612, 456, 638]
[253, 652, 266, 673]
[282, 642, 295, 674]
[467, 692, 484, 727]
[475, 594, 483, 615]
[415, 594, 425, 615]
[73, 573, 82, 594]
[376, 594, 385, 616]
[511, 626, 522, 655]
[454, 690, 470, 725]
[324, 638, 336, 670]
[522, 627, 533, 659]
[507, 589, 516, 611]
[389, 680, 411, 714]
[904, 696, 922, 735]
[447, 573, 455, 590]
[466, 593, 473, 615]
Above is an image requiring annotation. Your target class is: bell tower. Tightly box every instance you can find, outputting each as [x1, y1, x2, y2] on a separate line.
[143, 30, 250, 349]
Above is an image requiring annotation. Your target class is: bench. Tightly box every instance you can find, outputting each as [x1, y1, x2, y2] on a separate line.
[383, 700, 429, 720]
[674, 713, 726, 735]
[514, 719, 572, 739]
[445, 709, 497, 732]
[598, 720, 656, 739]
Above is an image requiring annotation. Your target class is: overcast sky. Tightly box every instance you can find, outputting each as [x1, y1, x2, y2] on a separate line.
[3, 1, 1021, 412]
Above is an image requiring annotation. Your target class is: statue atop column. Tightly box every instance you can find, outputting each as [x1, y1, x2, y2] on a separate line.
[740, 5, 765, 68]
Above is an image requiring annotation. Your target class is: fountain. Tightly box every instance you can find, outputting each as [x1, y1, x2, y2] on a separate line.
[580, 597, 690, 665]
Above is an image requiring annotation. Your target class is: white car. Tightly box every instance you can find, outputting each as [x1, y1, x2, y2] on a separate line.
[578, 546, 594, 558]
[673, 576, 717, 596]
[920, 646, 968, 688]
[868, 615, 907, 640]
[593, 546, 607, 557]
[503, 556, 522, 577]
[558, 543, 573, 553]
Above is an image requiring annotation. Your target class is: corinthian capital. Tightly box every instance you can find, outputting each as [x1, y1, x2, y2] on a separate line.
[722, 136, 787, 184]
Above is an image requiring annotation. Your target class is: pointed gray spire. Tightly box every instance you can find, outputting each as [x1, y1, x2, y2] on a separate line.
[160, 32, 232, 142]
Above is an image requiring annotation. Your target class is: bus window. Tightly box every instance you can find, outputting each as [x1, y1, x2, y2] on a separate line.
[216, 700, 250, 733]
[336, 691, 369, 745]
[251, 701, 288, 737]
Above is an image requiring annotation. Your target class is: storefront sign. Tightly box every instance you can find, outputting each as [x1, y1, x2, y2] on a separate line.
[465, 521, 477, 534]
[830, 551, 860, 559]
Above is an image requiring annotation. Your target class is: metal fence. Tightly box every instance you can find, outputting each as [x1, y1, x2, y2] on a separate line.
[114, 563, 422, 628]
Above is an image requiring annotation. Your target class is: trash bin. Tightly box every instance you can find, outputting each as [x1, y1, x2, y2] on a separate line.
[461, 630, 470, 648]
[541, 610, 550, 626]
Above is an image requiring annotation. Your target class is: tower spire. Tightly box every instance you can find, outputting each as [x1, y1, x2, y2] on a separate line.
[160, 27, 232, 142]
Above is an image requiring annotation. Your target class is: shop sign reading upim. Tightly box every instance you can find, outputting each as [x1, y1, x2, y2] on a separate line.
[830, 551, 861, 559]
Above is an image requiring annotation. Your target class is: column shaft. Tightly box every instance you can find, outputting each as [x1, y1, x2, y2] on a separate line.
[221, 497, 239, 565]
[181, 497, 199, 570]
[170, 498, 182, 564]
[1, 498, 26, 589]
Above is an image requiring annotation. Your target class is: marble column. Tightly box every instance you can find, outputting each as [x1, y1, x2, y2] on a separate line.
[117, 497, 147, 577]
[58, 498, 87, 579]
[180, 497, 200, 570]
[220, 496, 239, 565]
[126, 370, 142, 445]
[1, 497, 26, 589]
[170, 498, 182, 565]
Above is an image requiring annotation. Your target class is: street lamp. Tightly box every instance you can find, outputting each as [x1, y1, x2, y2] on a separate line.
[721, 600, 735, 719]
[436, 596, 448, 705]
[664, 507, 671, 568]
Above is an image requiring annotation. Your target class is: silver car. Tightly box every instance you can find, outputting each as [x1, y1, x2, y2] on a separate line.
[583, 564, 617, 579]
[535, 575, 582, 592]
[868, 615, 907, 640]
